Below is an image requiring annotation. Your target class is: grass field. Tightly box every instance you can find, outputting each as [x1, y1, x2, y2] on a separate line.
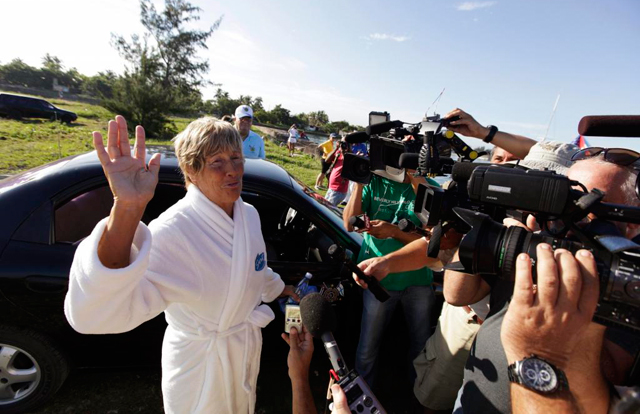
[0, 93, 324, 193]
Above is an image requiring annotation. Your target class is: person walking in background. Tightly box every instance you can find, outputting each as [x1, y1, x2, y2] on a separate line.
[234, 105, 265, 160]
[287, 124, 299, 156]
[315, 133, 339, 190]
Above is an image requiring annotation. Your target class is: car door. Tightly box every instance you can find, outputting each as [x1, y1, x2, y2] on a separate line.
[0, 179, 188, 368]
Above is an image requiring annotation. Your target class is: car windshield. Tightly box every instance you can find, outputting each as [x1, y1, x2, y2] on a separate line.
[289, 175, 363, 242]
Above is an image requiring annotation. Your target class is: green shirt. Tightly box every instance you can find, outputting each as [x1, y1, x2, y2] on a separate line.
[356, 175, 440, 291]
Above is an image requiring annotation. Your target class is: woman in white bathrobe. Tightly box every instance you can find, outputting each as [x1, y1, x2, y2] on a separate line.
[64, 116, 297, 414]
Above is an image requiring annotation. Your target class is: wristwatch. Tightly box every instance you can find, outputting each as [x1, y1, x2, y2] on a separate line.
[507, 354, 569, 394]
[483, 125, 498, 143]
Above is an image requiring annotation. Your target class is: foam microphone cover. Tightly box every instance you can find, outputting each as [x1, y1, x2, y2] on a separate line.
[300, 293, 336, 338]
[345, 131, 370, 143]
[399, 153, 419, 170]
[451, 162, 480, 183]
[578, 115, 640, 137]
[365, 120, 403, 136]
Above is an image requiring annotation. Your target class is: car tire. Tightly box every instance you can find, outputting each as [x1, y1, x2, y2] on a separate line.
[61, 116, 73, 124]
[0, 325, 70, 414]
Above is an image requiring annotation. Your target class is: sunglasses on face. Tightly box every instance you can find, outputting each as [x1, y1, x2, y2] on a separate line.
[571, 147, 640, 201]
[571, 147, 640, 166]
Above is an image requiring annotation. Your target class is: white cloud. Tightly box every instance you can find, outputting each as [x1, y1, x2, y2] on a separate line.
[363, 33, 410, 42]
[457, 1, 497, 11]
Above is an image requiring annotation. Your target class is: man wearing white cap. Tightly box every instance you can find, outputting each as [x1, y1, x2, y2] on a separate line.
[234, 105, 265, 159]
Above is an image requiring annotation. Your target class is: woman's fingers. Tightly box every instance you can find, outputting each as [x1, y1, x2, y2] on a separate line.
[107, 120, 119, 159]
[93, 131, 111, 167]
[116, 115, 131, 157]
[133, 125, 146, 161]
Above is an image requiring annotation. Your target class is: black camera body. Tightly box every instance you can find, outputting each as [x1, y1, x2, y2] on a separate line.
[435, 165, 640, 333]
[341, 112, 475, 185]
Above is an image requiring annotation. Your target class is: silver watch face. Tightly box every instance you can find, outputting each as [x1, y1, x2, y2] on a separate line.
[519, 358, 558, 393]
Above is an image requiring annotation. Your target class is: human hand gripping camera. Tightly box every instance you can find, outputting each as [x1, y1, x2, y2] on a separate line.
[501, 244, 610, 413]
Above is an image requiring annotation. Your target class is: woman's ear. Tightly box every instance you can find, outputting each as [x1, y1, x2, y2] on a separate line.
[185, 167, 198, 185]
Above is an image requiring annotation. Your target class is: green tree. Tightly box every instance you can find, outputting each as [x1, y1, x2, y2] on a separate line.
[308, 110, 329, 127]
[108, 0, 221, 134]
[103, 52, 175, 138]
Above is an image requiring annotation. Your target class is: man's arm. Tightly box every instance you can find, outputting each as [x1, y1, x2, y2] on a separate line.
[502, 245, 609, 414]
[354, 238, 441, 287]
[443, 249, 492, 306]
[282, 327, 317, 414]
[343, 183, 365, 231]
[445, 108, 537, 159]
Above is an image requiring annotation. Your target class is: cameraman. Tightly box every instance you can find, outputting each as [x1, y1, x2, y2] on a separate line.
[342, 168, 439, 392]
[447, 147, 640, 414]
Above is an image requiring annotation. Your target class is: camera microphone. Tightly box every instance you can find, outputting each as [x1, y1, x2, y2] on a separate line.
[399, 153, 419, 170]
[451, 161, 483, 183]
[578, 115, 640, 137]
[366, 120, 404, 136]
[345, 131, 370, 143]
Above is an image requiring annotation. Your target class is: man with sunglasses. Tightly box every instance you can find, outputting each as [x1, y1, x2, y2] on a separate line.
[447, 146, 640, 414]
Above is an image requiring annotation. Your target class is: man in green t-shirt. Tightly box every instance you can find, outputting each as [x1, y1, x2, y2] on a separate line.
[343, 172, 439, 390]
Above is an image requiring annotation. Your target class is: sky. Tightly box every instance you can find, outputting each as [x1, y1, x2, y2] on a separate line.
[1, 0, 639, 150]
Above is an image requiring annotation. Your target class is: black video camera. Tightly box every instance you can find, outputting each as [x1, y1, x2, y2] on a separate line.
[427, 164, 640, 332]
[340, 112, 480, 185]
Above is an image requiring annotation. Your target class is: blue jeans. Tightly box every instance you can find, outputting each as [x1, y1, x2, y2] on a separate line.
[355, 285, 435, 389]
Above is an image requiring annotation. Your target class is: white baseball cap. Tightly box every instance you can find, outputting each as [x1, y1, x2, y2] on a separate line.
[235, 105, 253, 119]
[508, 141, 579, 175]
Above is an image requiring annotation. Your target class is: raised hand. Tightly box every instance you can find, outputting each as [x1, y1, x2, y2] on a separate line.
[444, 108, 489, 139]
[93, 115, 161, 210]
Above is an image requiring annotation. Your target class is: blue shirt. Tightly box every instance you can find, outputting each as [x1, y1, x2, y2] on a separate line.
[351, 143, 368, 156]
[243, 131, 265, 159]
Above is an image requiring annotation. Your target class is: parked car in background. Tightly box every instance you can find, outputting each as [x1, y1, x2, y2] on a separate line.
[0, 93, 77, 123]
[0, 148, 363, 413]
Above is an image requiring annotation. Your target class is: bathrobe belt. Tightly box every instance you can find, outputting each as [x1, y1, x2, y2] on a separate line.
[169, 304, 275, 413]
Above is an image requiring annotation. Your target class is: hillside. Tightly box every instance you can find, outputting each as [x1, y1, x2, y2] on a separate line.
[0, 93, 324, 193]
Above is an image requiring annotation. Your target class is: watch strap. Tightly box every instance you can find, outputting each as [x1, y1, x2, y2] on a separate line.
[483, 125, 498, 143]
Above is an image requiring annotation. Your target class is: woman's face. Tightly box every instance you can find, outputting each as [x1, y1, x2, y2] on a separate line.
[191, 150, 244, 216]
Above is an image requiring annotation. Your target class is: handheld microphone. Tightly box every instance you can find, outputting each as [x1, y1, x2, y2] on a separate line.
[578, 115, 640, 137]
[365, 120, 404, 136]
[300, 293, 387, 414]
[348, 214, 370, 230]
[328, 244, 390, 302]
[300, 293, 348, 378]
[345, 131, 370, 144]
[398, 218, 430, 237]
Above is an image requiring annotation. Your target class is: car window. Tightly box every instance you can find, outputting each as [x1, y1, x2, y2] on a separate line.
[54, 183, 187, 244]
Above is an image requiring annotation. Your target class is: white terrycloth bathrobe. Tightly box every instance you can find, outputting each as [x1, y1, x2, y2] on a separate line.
[64, 184, 285, 414]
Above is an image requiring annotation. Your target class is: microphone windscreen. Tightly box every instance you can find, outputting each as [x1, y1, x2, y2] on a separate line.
[366, 120, 403, 136]
[578, 115, 640, 137]
[300, 293, 336, 337]
[399, 153, 419, 170]
[451, 162, 480, 183]
[345, 131, 370, 143]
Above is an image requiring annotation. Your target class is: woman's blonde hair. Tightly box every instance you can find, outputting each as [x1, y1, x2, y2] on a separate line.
[172, 117, 243, 185]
